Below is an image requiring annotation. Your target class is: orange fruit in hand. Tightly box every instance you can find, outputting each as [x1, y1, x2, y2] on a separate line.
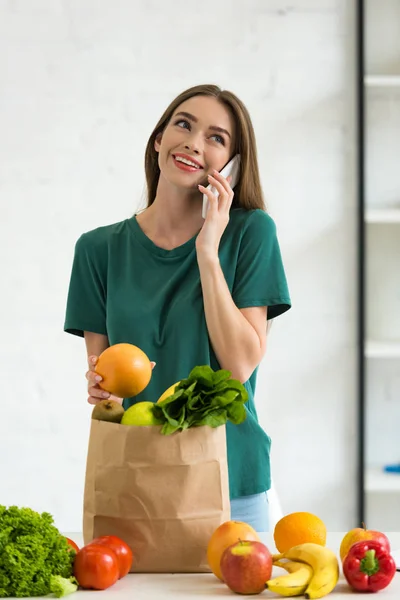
[95, 343, 152, 398]
[273, 512, 327, 553]
[207, 521, 260, 581]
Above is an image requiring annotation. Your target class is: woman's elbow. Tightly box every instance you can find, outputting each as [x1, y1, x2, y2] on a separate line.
[231, 360, 262, 384]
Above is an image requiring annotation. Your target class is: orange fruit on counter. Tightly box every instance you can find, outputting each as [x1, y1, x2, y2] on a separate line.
[95, 343, 152, 398]
[273, 512, 327, 553]
[207, 520, 260, 581]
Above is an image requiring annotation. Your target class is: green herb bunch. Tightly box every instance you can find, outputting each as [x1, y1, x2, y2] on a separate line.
[153, 366, 249, 435]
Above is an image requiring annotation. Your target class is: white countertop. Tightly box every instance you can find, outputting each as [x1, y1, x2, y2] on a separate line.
[55, 532, 400, 599]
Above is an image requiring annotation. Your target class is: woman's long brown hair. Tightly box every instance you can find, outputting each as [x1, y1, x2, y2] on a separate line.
[144, 84, 266, 211]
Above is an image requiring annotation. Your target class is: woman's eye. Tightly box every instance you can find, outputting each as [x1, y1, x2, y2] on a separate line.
[175, 119, 190, 130]
[210, 134, 225, 145]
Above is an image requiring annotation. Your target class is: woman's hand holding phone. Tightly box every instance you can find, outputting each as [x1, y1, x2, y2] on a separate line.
[201, 154, 240, 219]
[196, 169, 235, 260]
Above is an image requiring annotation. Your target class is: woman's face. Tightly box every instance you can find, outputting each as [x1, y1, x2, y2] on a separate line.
[155, 95, 235, 191]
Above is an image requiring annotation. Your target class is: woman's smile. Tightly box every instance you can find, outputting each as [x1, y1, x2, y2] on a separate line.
[172, 152, 204, 172]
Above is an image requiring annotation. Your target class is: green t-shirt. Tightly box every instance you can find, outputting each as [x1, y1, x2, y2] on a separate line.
[64, 208, 291, 498]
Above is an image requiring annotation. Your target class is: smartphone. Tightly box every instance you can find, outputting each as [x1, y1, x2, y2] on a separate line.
[202, 154, 241, 219]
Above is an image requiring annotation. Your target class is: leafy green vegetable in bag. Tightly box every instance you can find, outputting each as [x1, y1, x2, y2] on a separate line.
[0, 506, 75, 597]
[153, 365, 248, 435]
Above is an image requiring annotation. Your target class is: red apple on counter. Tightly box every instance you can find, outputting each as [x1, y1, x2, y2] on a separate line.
[220, 540, 272, 595]
[340, 524, 391, 562]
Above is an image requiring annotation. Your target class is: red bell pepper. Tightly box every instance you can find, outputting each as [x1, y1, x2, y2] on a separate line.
[343, 539, 396, 593]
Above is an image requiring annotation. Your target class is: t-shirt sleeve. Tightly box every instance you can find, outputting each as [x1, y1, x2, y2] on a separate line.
[232, 210, 291, 320]
[64, 233, 108, 338]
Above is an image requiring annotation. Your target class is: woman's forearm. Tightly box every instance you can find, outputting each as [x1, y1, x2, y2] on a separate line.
[197, 255, 264, 383]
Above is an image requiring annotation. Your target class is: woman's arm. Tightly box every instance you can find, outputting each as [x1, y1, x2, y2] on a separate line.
[197, 256, 267, 383]
[84, 331, 110, 358]
[197, 171, 268, 383]
[84, 332, 116, 404]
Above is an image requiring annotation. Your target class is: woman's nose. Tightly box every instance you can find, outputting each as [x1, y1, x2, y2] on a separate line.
[184, 132, 202, 154]
[184, 143, 200, 155]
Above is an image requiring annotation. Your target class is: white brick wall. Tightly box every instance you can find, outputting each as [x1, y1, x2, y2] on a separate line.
[0, 0, 358, 532]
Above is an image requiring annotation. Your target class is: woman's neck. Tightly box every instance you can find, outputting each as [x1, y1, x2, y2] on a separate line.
[136, 178, 205, 248]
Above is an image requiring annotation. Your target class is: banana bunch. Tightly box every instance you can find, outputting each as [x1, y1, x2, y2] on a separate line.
[267, 560, 313, 597]
[266, 543, 339, 599]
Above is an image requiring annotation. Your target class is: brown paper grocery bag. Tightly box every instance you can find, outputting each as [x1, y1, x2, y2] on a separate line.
[83, 420, 230, 572]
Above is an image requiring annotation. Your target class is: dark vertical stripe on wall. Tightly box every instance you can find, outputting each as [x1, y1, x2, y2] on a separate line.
[356, 0, 365, 525]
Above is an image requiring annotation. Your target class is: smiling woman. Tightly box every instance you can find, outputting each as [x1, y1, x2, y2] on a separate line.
[64, 83, 292, 532]
[144, 85, 264, 212]
[152, 95, 236, 207]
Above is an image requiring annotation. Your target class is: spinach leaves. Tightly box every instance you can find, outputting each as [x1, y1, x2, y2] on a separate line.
[152, 366, 248, 435]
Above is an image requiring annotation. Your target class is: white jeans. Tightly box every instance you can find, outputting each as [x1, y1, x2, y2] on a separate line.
[230, 492, 270, 532]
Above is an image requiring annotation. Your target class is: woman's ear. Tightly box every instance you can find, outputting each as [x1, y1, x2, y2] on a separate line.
[154, 132, 162, 153]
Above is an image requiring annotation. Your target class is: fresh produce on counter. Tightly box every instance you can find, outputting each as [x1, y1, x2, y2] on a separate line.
[65, 537, 80, 553]
[73, 535, 134, 590]
[89, 535, 133, 579]
[0, 505, 75, 598]
[49, 576, 78, 598]
[205, 514, 398, 597]
[342, 539, 396, 593]
[0, 505, 134, 596]
[2, 503, 398, 597]
[220, 540, 272, 595]
[207, 517, 339, 598]
[270, 543, 339, 599]
[73, 544, 119, 591]
[206, 521, 260, 581]
[267, 559, 314, 597]
[339, 523, 391, 563]
[274, 512, 327, 554]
